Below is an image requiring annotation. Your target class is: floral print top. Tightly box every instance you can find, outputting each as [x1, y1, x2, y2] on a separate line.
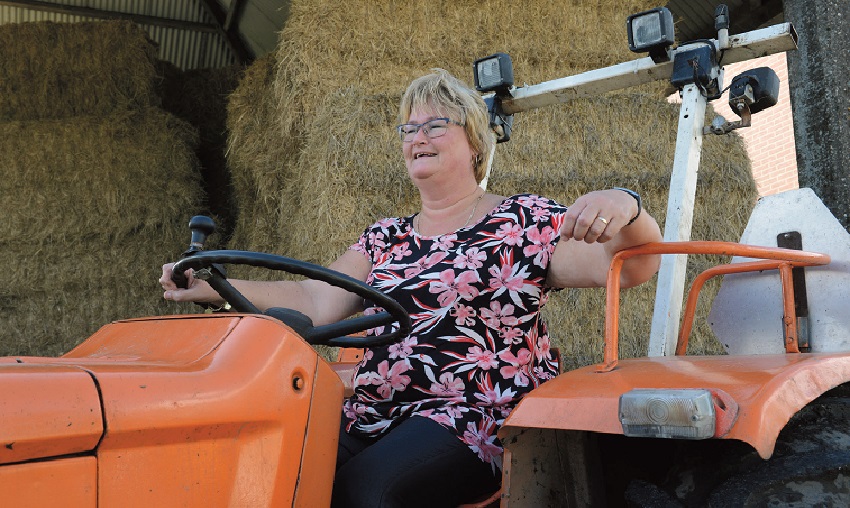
[342, 194, 567, 471]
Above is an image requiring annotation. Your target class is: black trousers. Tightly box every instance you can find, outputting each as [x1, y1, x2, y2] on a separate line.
[332, 416, 501, 508]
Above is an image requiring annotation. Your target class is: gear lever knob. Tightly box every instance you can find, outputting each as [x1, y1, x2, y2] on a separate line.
[183, 215, 216, 257]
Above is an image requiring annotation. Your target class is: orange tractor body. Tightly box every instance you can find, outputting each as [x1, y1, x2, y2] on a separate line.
[3, 239, 848, 506]
[5, 6, 850, 507]
[1, 315, 342, 507]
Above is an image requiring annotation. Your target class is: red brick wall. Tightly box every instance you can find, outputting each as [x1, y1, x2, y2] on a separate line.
[711, 53, 798, 196]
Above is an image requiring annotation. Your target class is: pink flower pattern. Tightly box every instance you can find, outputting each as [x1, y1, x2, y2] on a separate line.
[342, 195, 565, 470]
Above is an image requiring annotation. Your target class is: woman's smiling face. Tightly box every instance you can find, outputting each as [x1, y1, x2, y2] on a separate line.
[403, 107, 476, 184]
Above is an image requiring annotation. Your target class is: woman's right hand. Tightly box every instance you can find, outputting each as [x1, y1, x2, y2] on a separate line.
[159, 262, 222, 304]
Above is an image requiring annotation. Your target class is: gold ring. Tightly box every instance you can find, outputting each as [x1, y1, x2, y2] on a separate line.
[597, 216, 609, 225]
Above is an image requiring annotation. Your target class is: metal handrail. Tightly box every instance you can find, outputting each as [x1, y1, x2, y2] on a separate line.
[597, 241, 830, 372]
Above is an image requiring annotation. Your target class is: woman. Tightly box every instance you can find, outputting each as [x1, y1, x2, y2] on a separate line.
[160, 69, 662, 508]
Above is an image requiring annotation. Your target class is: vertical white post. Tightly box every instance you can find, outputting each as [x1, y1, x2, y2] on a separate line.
[648, 84, 707, 356]
[479, 142, 496, 191]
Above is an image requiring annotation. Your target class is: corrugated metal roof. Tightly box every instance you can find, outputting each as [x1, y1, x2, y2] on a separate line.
[0, 1, 781, 70]
[667, 0, 785, 42]
[0, 0, 238, 69]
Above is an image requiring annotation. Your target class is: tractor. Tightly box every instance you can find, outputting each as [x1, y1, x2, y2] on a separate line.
[3, 5, 850, 507]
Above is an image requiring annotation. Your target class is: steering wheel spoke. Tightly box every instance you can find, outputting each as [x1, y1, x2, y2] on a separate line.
[203, 272, 261, 314]
[308, 312, 398, 347]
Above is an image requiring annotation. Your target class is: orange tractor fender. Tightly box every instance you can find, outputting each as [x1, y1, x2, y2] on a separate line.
[499, 240, 839, 459]
[500, 351, 850, 460]
[494, 240, 845, 506]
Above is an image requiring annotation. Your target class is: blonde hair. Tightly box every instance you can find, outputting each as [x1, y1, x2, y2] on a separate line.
[399, 69, 495, 183]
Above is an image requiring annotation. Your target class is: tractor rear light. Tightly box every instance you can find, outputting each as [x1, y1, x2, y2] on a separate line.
[619, 389, 715, 439]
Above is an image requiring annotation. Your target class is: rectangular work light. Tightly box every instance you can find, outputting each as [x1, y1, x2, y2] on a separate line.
[473, 53, 514, 95]
[627, 7, 676, 62]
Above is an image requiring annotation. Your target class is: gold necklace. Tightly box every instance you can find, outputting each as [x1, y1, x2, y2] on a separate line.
[417, 190, 484, 235]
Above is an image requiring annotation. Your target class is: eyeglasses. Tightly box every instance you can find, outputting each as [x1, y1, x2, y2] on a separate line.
[396, 117, 464, 142]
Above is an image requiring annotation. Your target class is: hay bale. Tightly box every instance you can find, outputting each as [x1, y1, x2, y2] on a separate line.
[224, 0, 757, 367]
[0, 21, 160, 121]
[0, 109, 203, 356]
[282, 88, 411, 265]
[0, 110, 199, 241]
[272, 0, 666, 139]
[0, 244, 187, 357]
[225, 0, 668, 258]
[226, 53, 301, 278]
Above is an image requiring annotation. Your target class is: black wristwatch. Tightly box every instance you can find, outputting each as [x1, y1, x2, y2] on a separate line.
[613, 187, 642, 225]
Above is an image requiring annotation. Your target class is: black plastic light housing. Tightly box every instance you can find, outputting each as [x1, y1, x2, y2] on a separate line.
[728, 67, 780, 115]
[627, 7, 676, 63]
[671, 44, 718, 94]
[473, 53, 514, 95]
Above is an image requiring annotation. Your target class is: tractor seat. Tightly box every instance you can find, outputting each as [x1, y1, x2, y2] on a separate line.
[330, 347, 363, 397]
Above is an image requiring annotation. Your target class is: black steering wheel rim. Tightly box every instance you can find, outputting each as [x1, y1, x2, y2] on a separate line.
[172, 250, 411, 348]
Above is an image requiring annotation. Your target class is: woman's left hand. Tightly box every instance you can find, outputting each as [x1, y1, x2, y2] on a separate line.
[561, 189, 640, 244]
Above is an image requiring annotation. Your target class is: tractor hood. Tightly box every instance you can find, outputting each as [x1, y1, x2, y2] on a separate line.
[0, 362, 103, 464]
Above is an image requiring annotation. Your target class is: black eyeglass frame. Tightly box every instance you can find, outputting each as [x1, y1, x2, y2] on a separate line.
[395, 117, 465, 142]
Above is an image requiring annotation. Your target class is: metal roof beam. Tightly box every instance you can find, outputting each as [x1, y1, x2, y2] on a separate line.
[0, 0, 218, 33]
[199, 0, 252, 65]
[224, 0, 244, 32]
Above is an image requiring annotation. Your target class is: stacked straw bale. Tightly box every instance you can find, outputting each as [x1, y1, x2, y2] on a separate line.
[226, 53, 293, 264]
[225, 0, 758, 367]
[0, 21, 203, 356]
[0, 21, 160, 120]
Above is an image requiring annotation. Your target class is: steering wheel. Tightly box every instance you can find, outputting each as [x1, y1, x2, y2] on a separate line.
[172, 250, 411, 348]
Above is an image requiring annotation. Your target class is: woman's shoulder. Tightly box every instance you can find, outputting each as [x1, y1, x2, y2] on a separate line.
[363, 215, 413, 233]
[496, 193, 567, 212]
[356, 216, 415, 247]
